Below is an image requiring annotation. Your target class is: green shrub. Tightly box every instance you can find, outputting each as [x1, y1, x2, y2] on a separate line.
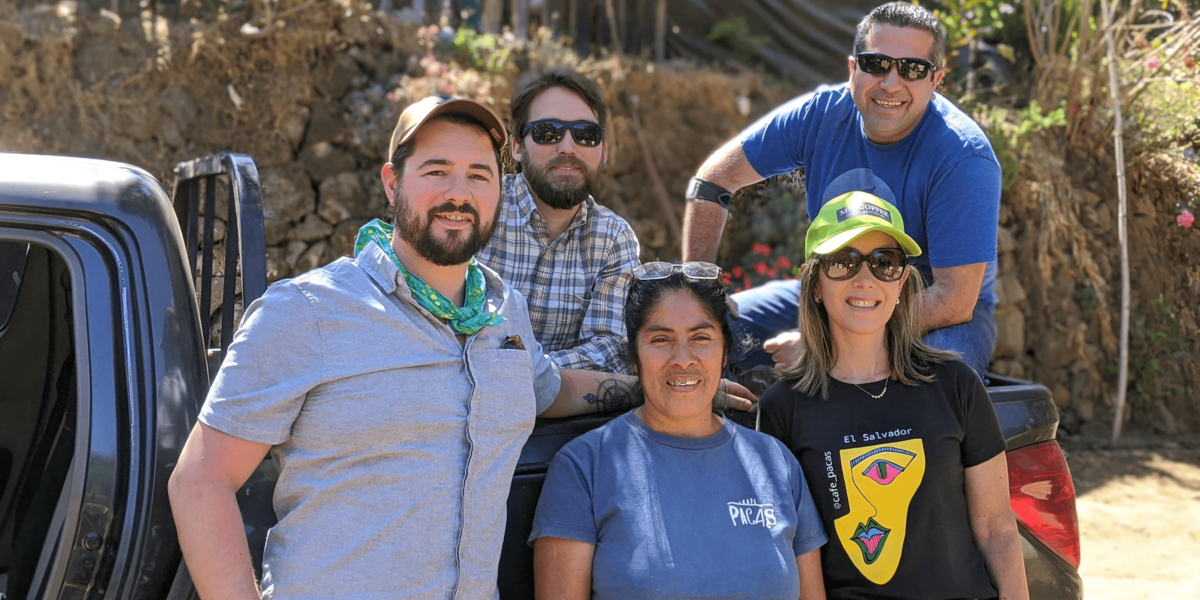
[974, 101, 1067, 190]
[1126, 295, 1199, 405]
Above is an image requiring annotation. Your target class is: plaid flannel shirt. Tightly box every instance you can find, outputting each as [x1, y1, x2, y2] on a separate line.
[478, 174, 641, 373]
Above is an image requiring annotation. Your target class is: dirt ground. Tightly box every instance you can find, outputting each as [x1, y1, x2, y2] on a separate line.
[1065, 438, 1200, 598]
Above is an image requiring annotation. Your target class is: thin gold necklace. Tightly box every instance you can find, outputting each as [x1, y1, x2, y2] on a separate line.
[852, 378, 889, 399]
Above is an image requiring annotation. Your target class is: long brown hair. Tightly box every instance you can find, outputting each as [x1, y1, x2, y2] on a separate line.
[782, 254, 957, 399]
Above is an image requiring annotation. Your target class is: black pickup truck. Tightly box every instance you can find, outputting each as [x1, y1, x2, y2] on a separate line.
[0, 153, 1082, 600]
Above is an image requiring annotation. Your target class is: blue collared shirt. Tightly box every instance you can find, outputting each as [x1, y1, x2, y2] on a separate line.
[200, 242, 561, 599]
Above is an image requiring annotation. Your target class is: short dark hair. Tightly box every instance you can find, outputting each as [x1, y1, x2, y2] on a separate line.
[390, 113, 503, 176]
[509, 67, 607, 147]
[853, 2, 946, 68]
[623, 271, 734, 370]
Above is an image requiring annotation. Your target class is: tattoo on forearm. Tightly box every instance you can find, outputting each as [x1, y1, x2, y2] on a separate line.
[583, 377, 643, 413]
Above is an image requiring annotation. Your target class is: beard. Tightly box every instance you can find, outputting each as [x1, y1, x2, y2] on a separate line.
[520, 153, 595, 210]
[392, 188, 499, 267]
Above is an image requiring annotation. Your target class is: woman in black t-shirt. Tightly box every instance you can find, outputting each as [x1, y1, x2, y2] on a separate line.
[757, 192, 1029, 600]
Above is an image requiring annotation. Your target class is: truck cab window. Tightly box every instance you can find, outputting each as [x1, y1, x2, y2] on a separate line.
[0, 242, 76, 600]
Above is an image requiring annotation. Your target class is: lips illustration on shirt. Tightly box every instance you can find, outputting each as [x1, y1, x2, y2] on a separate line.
[850, 517, 891, 564]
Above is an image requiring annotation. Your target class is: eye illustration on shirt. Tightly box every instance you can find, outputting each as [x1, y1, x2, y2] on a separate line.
[835, 439, 925, 585]
[861, 458, 906, 485]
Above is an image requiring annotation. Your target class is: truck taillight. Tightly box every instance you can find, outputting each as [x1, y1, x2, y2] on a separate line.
[1006, 441, 1081, 569]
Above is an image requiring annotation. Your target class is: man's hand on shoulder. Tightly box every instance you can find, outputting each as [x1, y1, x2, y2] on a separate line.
[718, 379, 758, 411]
[763, 329, 804, 371]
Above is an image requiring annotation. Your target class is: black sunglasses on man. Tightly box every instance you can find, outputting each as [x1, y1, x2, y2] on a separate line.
[521, 118, 605, 147]
[853, 52, 937, 81]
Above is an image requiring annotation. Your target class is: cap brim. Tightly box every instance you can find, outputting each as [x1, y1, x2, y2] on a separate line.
[811, 224, 922, 258]
[410, 99, 506, 146]
[389, 98, 507, 161]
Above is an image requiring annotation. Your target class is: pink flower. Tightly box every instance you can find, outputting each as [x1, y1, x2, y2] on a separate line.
[752, 243, 772, 255]
[754, 262, 768, 275]
[1147, 56, 1160, 70]
[1178, 210, 1194, 228]
[776, 256, 792, 270]
[731, 266, 744, 278]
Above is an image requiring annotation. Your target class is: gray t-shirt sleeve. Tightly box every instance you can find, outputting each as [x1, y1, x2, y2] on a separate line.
[529, 443, 597, 545]
[199, 282, 324, 445]
[783, 439, 829, 556]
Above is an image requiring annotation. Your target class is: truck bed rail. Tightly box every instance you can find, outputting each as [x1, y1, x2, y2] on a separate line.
[171, 153, 267, 365]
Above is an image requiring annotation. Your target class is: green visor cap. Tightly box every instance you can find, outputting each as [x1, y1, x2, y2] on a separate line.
[804, 191, 922, 261]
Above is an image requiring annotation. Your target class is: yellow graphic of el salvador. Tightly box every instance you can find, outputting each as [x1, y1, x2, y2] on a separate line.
[835, 439, 925, 584]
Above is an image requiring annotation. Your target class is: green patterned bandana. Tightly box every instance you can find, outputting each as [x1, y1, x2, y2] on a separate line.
[354, 219, 505, 335]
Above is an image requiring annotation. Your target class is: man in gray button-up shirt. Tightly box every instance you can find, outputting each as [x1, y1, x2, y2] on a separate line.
[168, 97, 707, 600]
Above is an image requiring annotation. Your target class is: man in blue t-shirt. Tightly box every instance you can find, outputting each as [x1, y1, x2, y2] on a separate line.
[681, 2, 1001, 378]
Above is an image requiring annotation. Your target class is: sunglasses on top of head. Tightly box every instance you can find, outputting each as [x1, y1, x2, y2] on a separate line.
[634, 261, 722, 282]
[818, 247, 909, 282]
[521, 119, 605, 147]
[853, 52, 937, 81]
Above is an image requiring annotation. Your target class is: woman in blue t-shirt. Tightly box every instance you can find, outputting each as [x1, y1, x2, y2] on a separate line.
[530, 262, 828, 600]
[757, 192, 1029, 599]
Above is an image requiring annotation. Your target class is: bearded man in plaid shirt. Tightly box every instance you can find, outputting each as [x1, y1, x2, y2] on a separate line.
[478, 67, 640, 373]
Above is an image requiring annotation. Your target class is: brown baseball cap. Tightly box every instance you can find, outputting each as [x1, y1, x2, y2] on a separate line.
[386, 95, 507, 163]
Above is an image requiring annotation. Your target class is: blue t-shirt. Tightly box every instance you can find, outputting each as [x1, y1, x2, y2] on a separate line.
[741, 83, 1001, 306]
[530, 411, 827, 600]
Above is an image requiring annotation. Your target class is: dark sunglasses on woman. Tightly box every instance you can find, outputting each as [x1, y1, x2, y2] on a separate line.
[819, 247, 908, 282]
[521, 119, 605, 147]
[634, 261, 722, 281]
[853, 52, 937, 80]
